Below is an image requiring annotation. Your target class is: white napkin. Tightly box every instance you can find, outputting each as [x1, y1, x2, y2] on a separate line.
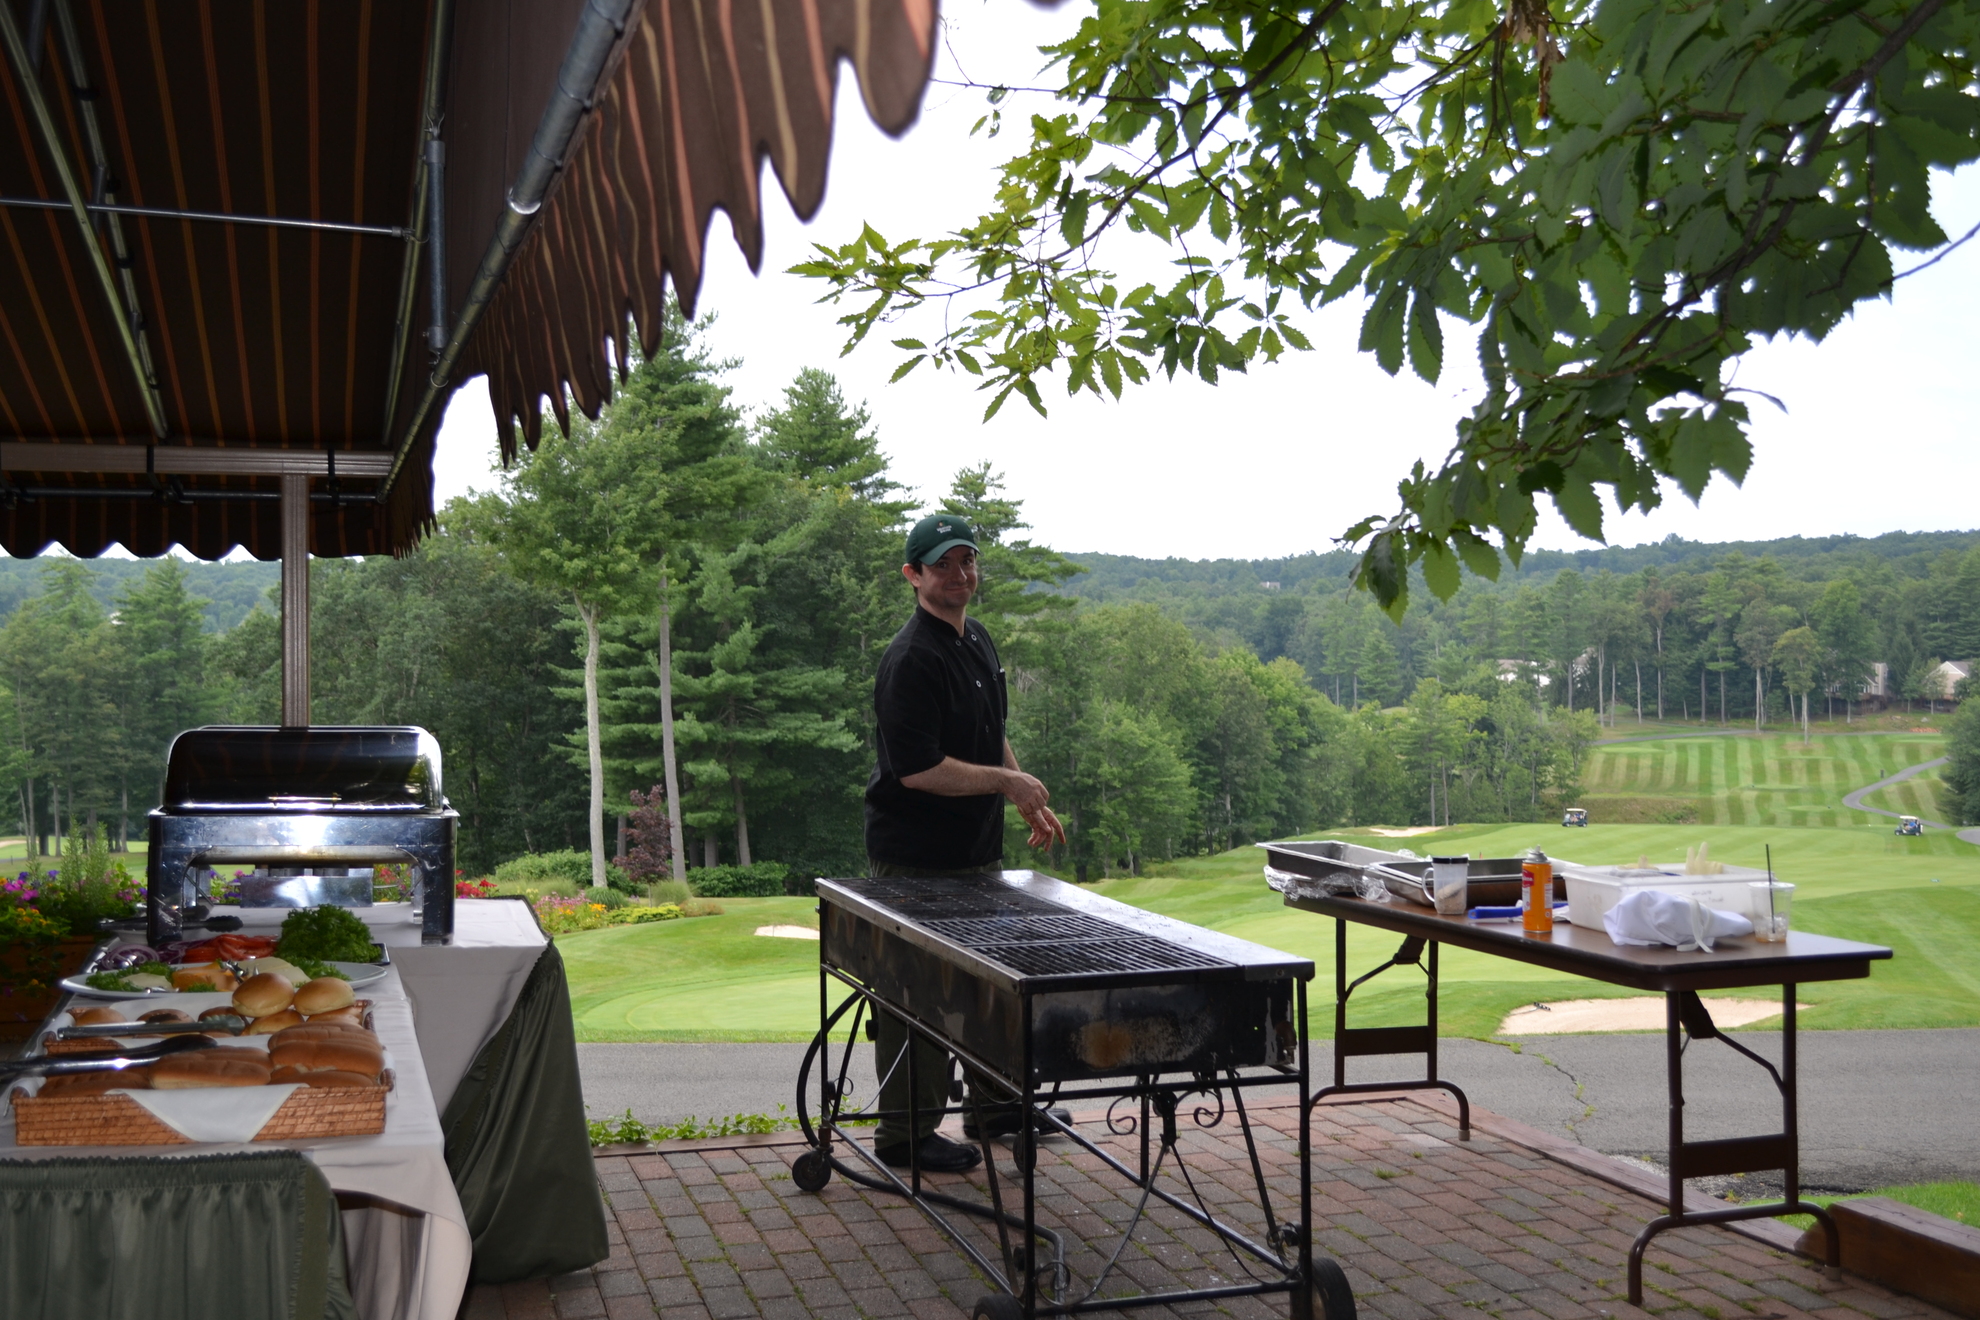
[1603, 889, 1754, 951]
[114, 1084, 302, 1143]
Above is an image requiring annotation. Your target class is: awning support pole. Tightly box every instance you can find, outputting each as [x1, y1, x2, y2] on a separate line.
[281, 474, 311, 728]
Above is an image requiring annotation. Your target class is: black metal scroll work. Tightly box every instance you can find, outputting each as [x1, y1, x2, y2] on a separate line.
[1309, 923, 1471, 1139]
[1625, 989, 1839, 1304]
[796, 872, 1355, 1320]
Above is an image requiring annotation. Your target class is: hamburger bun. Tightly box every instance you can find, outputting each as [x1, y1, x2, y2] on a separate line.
[243, 1009, 306, 1035]
[70, 1006, 127, 1027]
[150, 1050, 271, 1090]
[138, 1008, 192, 1024]
[199, 1006, 243, 1023]
[293, 976, 356, 1016]
[232, 972, 295, 1018]
[304, 1005, 366, 1026]
[38, 1069, 152, 1096]
[172, 965, 237, 992]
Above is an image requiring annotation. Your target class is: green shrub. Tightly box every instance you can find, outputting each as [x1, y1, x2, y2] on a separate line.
[592, 885, 630, 910]
[691, 862, 789, 898]
[648, 879, 693, 906]
[494, 849, 627, 891]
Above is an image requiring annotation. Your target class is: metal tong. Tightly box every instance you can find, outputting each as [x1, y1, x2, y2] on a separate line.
[55, 1016, 247, 1040]
[0, 1034, 218, 1080]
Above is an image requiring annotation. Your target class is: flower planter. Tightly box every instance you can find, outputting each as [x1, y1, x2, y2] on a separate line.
[0, 936, 97, 1041]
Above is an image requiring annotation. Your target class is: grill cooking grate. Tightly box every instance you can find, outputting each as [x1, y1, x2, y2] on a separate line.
[838, 874, 1233, 979]
[976, 938, 1227, 977]
[919, 914, 1128, 946]
[841, 876, 1063, 920]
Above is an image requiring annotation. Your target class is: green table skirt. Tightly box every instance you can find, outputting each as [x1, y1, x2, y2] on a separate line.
[440, 941, 608, 1283]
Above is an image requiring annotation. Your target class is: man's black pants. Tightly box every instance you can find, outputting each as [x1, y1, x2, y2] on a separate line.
[864, 858, 1004, 1150]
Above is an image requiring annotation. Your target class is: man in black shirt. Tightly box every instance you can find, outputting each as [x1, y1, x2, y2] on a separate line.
[864, 513, 1065, 1171]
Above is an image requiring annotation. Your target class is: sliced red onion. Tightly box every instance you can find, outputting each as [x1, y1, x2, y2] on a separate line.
[104, 944, 163, 969]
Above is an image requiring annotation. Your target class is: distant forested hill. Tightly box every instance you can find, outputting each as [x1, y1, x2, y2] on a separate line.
[0, 555, 279, 631]
[1061, 530, 1980, 603]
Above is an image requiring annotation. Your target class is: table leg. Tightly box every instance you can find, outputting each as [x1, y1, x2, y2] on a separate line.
[1309, 920, 1470, 1140]
[1626, 988, 1840, 1304]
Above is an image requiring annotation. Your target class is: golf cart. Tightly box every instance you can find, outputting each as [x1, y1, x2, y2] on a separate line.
[1895, 815, 1924, 837]
[1562, 807, 1589, 827]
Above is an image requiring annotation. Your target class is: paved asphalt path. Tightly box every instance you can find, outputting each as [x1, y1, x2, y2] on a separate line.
[579, 1028, 1980, 1195]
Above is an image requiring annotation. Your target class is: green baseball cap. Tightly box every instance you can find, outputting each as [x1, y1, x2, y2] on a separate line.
[904, 513, 980, 566]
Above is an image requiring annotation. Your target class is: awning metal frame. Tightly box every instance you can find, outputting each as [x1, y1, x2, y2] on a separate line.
[0, 195, 413, 239]
[0, 0, 169, 438]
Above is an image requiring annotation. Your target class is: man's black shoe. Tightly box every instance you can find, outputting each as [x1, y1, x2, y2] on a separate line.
[963, 1105, 1072, 1140]
[875, 1133, 982, 1172]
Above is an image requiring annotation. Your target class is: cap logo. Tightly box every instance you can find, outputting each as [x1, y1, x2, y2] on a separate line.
[937, 523, 951, 532]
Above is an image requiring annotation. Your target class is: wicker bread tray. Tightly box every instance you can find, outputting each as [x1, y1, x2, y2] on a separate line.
[9, 1070, 393, 1146]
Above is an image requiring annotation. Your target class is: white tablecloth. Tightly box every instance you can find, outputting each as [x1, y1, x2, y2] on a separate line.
[200, 899, 549, 1112]
[2, 899, 553, 1317]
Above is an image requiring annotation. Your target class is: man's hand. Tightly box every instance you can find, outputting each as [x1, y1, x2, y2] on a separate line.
[899, 754, 1065, 849]
[1021, 803, 1067, 850]
[999, 769, 1052, 816]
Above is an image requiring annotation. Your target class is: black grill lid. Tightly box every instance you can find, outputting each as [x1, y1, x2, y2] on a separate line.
[161, 726, 444, 812]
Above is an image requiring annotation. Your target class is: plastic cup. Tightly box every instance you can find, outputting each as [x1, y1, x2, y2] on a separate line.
[1749, 881, 1793, 942]
[1431, 856, 1470, 917]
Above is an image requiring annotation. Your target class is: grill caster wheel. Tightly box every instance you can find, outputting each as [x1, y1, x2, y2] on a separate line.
[791, 1149, 832, 1193]
[1294, 1258, 1356, 1320]
[972, 1293, 1022, 1320]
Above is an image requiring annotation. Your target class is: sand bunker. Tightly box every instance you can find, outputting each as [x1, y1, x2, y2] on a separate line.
[1364, 826, 1443, 838]
[1497, 996, 1804, 1035]
[754, 925, 819, 940]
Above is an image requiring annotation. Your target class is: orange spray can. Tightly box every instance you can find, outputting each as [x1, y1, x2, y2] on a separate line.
[1521, 848, 1554, 934]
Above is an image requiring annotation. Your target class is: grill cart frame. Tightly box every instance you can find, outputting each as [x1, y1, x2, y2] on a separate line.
[796, 870, 1356, 1320]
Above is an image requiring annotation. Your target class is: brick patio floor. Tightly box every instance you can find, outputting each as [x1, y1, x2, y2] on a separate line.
[458, 1097, 1956, 1320]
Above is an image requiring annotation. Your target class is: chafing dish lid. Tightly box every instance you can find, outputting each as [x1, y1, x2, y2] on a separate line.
[162, 726, 443, 811]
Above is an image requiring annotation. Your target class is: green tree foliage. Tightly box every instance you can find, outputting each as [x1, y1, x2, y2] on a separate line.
[798, 0, 1980, 613]
[1941, 695, 1980, 825]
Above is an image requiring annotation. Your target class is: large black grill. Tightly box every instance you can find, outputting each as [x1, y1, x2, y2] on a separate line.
[819, 870, 1306, 1087]
[147, 726, 460, 947]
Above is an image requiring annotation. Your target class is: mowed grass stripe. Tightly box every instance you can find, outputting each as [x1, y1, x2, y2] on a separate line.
[1582, 732, 1949, 828]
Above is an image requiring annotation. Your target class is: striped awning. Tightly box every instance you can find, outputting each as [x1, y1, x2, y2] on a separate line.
[0, 0, 937, 560]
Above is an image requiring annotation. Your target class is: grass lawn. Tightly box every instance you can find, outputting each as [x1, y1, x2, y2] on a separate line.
[558, 731, 1980, 1042]
[560, 897, 825, 1041]
[1780, 1180, 1980, 1230]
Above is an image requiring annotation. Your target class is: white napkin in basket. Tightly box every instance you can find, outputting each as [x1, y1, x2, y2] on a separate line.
[114, 1084, 301, 1143]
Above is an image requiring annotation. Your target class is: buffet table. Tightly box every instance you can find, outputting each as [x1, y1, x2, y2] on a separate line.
[1, 899, 604, 1320]
[1280, 886, 1891, 1305]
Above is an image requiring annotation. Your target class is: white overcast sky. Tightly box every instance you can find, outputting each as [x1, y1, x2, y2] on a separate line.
[430, 1, 1980, 562]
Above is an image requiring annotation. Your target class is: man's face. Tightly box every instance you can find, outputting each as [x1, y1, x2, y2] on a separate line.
[905, 547, 980, 613]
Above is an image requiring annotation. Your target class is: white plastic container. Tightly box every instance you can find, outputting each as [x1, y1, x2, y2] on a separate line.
[1559, 862, 1773, 929]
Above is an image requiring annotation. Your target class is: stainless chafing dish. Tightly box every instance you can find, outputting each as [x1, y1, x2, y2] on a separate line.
[147, 726, 459, 946]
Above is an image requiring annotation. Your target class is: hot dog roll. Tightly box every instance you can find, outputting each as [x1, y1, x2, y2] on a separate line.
[268, 1036, 384, 1078]
[272, 1066, 381, 1089]
[292, 976, 356, 1016]
[243, 1009, 306, 1035]
[38, 1069, 152, 1096]
[150, 1050, 271, 1089]
[232, 972, 295, 1018]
